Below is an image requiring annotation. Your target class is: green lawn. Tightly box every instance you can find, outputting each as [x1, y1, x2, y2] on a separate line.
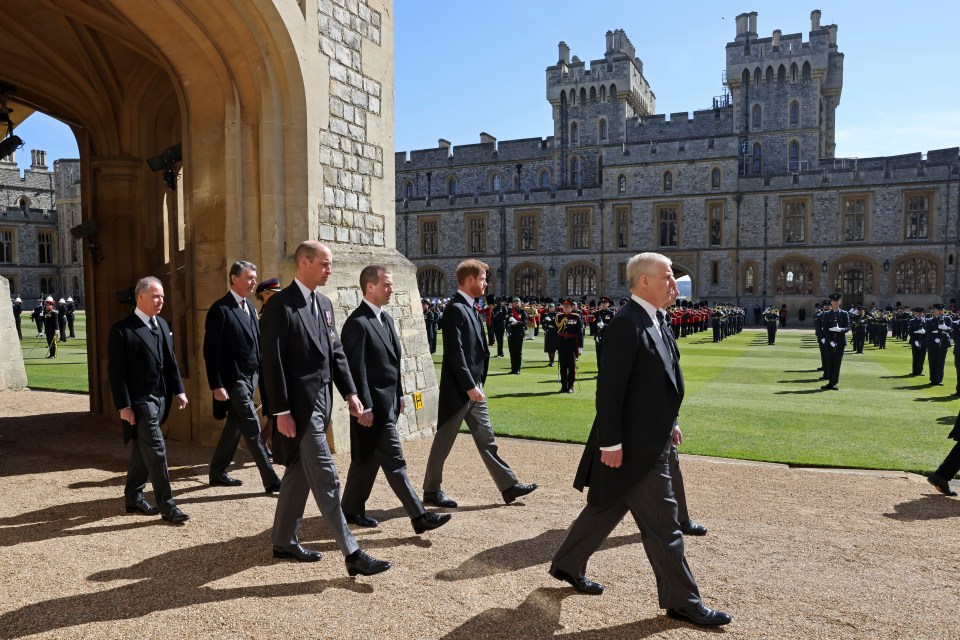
[18, 310, 89, 393]
[436, 327, 958, 474]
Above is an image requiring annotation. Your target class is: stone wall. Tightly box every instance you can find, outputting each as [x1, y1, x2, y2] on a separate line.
[0, 275, 28, 390]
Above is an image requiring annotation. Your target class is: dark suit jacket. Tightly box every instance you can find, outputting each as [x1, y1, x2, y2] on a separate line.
[107, 313, 186, 442]
[259, 281, 356, 464]
[437, 292, 489, 428]
[203, 292, 260, 419]
[573, 300, 684, 506]
[340, 302, 404, 452]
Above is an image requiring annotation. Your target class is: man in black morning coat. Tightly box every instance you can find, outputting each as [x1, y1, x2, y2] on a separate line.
[203, 260, 280, 493]
[339, 265, 451, 535]
[549, 252, 730, 628]
[108, 276, 190, 524]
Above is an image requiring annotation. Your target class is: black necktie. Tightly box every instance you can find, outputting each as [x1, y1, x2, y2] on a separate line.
[149, 316, 164, 367]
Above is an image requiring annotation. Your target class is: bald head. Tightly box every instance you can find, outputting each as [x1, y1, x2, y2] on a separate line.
[294, 241, 333, 289]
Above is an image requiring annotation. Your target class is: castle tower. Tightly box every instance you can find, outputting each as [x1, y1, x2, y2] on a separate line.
[726, 10, 844, 176]
[546, 30, 655, 186]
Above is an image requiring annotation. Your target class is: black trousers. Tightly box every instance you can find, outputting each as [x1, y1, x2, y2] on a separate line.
[826, 345, 844, 386]
[766, 324, 776, 344]
[928, 344, 948, 384]
[209, 374, 279, 487]
[45, 327, 57, 357]
[508, 333, 524, 372]
[492, 324, 505, 357]
[911, 343, 927, 375]
[669, 444, 690, 524]
[558, 344, 577, 390]
[935, 440, 960, 481]
[125, 395, 177, 515]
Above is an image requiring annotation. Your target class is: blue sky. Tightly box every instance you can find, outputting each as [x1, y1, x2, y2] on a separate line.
[11, 2, 960, 170]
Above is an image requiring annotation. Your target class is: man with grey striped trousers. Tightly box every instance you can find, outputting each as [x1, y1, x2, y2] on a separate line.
[549, 252, 730, 627]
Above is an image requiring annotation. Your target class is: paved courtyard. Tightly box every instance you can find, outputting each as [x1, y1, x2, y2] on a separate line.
[1, 390, 958, 639]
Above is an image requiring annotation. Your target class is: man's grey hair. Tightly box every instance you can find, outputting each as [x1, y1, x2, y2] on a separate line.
[135, 276, 163, 297]
[229, 260, 257, 279]
[626, 252, 672, 289]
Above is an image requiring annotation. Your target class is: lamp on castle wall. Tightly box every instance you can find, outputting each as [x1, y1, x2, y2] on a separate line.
[0, 134, 23, 159]
[821, 260, 828, 273]
[548, 266, 556, 277]
[146, 143, 182, 191]
[883, 259, 890, 272]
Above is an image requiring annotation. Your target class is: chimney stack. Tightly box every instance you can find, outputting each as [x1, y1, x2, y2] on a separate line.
[811, 9, 822, 30]
[558, 41, 570, 65]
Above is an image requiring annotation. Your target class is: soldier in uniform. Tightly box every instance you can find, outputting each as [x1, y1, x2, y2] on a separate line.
[541, 302, 558, 366]
[850, 306, 866, 353]
[908, 307, 927, 376]
[926, 303, 952, 386]
[820, 293, 849, 391]
[814, 300, 830, 377]
[555, 298, 583, 393]
[42, 296, 58, 358]
[12, 296, 22, 341]
[31, 297, 43, 337]
[507, 296, 528, 374]
[56, 298, 68, 343]
[764, 306, 779, 345]
[66, 297, 76, 338]
[591, 296, 615, 371]
[422, 298, 439, 354]
[490, 297, 508, 358]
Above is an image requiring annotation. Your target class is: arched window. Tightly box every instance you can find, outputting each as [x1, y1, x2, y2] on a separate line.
[512, 174, 520, 190]
[754, 67, 762, 85]
[490, 173, 501, 192]
[569, 89, 576, 106]
[752, 143, 762, 175]
[609, 84, 617, 101]
[513, 264, 545, 297]
[744, 264, 755, 293]
[802, 61, 811, 81]
[579, 87, 587, 104]
[711, 167, 721, 190]
[539, 169, 550, 188]
[894, 257, 938, 295]
[417, 267, 445, 298]
[741, 69, 750, 87]
[663, 171, 673, 192]
[752, 104, 762, 129]
[589, 86, 597, 102]
[570, 122, 579, 145]
[658, 206, 679, 247]
[775, 260, 816, 295]
[789, 141, 800, 172]
[789, 101, 800, 127]
[599, 85, 606, 102]
[18, 197, 29, 214]
[446, 176, 457, 195]
[565, 263, 597, 296]
[617, 174, 626, 194]
[598, 119, 607, 141]
[570, 157, 580, 186]
[403, 180, 413, 199]
[790, 63, 798, 83]
[777, 64, 786, 83]
[834, 258, 874, 306]
[765, 66, 774, 83]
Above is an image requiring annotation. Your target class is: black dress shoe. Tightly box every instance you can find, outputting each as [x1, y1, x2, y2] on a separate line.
[345, 549, 391, 576]
[502, 482, 538, 505]
[343, 511, 379, 527]
[928, 474, 958, 496]
[125, 496, 159, 516]
[667, 602, 732, 626]
[273, 543, 322, 562]
[161, 507, 190, 524]
[820, 384, 838, 390]
[412, 511, 452, 534]
[209, 473, 243, 487]
[548, 565, 604, 595]
[264, 479, 282, 494]
[423, 490, 458, 508]
[680, 519, 708, 536]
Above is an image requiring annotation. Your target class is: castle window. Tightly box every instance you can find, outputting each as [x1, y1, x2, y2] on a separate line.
[710, 168, 721, 190]
[658, 205, 680, 247]
[744, 263, 755, 293]
[841, 196, 868, 242]
[752, 143, 763, 174]
[570, 89, 576, 106]
[37, 230, 54, 264]
[568, 208, 591, 249]
[618, 262, 626, 286]
[782, 198, 808, 244]
[754, 67, 761, 85]
[663, 171, 673, 193]
[517, 210, 539, 252]
[420, 217, 439, 255]
[599, 85, 606, 102]
[403, 180, 413, 199]
[777, 64, 786, 83]
[802, 61, 811, 81]
[570, 157, 580, 186]
[491, 173, 501, 192]
[18, 197, 30, 214]
[538, 169, 550, 188]
[599, 119, 608, 142]
[39, 275, 56, 295]
[708, 201, 723, 245]
[446, 176, 457, 196]
[513, 264, 545, 298]
[834, 259, 874, 301]
[609, 83, 617, 101]
[789, 101, 800, 127]
[775, 260, 815, 295]
[465, 212, 487, 254]
[570, 122, 579, 145]
[894, 256, 938, 294]
[788, 142, 801, 172]
[0, 228, 15, 263]
[512, 174, 520, 190]
[617, 174, 626, 194]
[590, 86, 597, 102]
[417, 267, 445, 298]
[905, 192, 932, 240]
[752, 104, 762, 129]
[741, 69, 750, 87]
[614, 205, 630, 248]
[765, 66, 774, 84]
[565, 263, 597, 296]
[790, 63, 798, 83]
[711, 261, 720, 286]
[579, 88, 587, 104]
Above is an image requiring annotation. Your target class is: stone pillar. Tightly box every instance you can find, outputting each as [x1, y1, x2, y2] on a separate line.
[0, 276, 28, 390]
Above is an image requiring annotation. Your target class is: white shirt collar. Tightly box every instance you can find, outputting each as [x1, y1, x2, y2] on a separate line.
[134, 307, 153, 327]
[457, 289, 475, 306]
[362, 298, 382, 319]
[294, 278, 315, 306]
[229, 289, 248, 309]
[631, 294, 663, 336]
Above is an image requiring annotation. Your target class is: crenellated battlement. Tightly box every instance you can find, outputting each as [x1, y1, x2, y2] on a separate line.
[626, 108, 735, 144]
[396, 135, 552, 172]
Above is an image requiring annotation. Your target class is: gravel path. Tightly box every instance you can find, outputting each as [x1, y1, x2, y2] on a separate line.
[0, 390, 957, 639]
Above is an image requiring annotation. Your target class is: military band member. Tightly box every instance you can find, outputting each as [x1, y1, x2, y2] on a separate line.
[423, 298, 440, 354]
[56, 298, 68, 343]
[31, 297, 43, 336]
[820, 293, 849, 391]
[592, 296, 616, 371]
[507, 297, 527, 374]
[66, 297, 76, 338]
[908, 307, 927, 376]
[491, 297, 508, 358]
[42, 296, 59, 358]
[541, 302, 558, 366]
[764, 306, 779, 345]
[556, 298, 583, 393]
[12, 296, 22, 341]
[926, 303, 952, 386]
[850, 307, 866, 353]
